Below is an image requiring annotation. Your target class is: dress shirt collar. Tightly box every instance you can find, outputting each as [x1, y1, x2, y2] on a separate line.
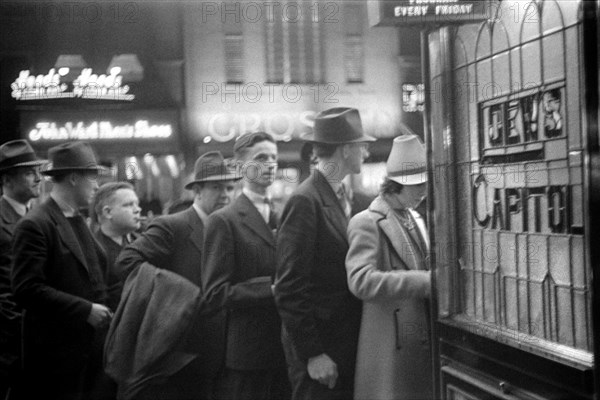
[192, 202, 209, 225]
[242, 187, 270, 223]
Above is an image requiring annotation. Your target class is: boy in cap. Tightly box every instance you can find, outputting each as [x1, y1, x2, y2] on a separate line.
[11, 141, 112, 400]
[0, 140, 46, 399]
[116, 151, 240, 400]
[274, 107, 373, 400]
[202, 132, 289, 400]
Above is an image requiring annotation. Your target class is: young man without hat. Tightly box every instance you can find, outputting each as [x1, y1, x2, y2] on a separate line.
[10, 141, 113, 400]
[202, 131, 289, 400]
[274, 107, 374, 400]
[91, 181, 142, 310]
[0, 140, 46, 399]
[115, 151, 240, 400]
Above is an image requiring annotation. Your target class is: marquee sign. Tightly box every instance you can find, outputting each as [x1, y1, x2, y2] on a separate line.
[369, 0, 492, 26]
[11, 67, 134, 101]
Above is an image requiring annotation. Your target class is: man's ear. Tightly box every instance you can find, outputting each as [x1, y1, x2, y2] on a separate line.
[68, 172, 78, 186]
[102, 205, 112, 219]
[341, 144, 351, 159]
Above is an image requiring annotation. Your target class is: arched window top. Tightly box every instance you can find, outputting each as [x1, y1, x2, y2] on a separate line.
[520, 1, 541, 43]
[561, 0, 583, 26]
[492, 20, 510, 54]
[475, 22, 491, 60]
[454, 24, 479, 65]
[454, 34, 468, 67]
[541, 0, 565, 34]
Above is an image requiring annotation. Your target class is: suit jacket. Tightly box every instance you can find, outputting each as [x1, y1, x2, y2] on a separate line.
[202, 193, 285, 370]
[11, 197, 109, 373]
[116, 206, 224, 375]
[274, 170, 362, 376]
[345, 196, 432, 400]
[0, 197, 23, 373]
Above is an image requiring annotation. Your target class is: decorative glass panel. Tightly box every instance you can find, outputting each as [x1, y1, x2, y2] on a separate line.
[542, 33, 565, 82]
[224, 35, 244, 83]
[521, 42, 542, 85]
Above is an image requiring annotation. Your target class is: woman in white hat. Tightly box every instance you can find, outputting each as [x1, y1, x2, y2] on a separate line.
[345, 134, 433, 400]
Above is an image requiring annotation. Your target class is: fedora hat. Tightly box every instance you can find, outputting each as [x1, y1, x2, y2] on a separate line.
[386, 134, 428, 185]
[0, 140, 47, 172]
[301, 107, 375, 144]
[41, 141, 105, 176]
[185, 151, 241, 190]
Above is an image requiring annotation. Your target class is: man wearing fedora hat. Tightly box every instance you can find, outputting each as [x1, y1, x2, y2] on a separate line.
[10, 141, 113, 400]
[274, 107, 374, 400]
[115, 151, 240, 400]
[202, 132, 289, 400]
[345, 134, 432, 400]
[0, 139, 46, 399]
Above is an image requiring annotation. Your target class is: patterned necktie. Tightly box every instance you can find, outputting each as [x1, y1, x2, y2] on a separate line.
[336, 184, 352, 220]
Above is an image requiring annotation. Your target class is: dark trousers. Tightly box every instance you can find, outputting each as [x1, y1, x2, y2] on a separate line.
[215, 367, 290, 400]
[281, 331, 354, 400]
[18, 327, 115, 400]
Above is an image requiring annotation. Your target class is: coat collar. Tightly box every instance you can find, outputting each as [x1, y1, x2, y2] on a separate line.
[236, 193, 275, 247]
[311, 170, 348, 243]
[0, 196, 21, 229]
[184, 206, 204, 253]
[44, 197, 90, 272]
[369, 196, 421, 271]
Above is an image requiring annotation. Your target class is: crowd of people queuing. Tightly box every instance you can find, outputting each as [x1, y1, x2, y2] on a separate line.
[0, 107, 433, 400]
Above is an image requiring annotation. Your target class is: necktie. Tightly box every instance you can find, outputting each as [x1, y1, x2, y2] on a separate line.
[397, 209, 429, 270]
[263, 197, 273, 224]
[336, 184, 352, 220]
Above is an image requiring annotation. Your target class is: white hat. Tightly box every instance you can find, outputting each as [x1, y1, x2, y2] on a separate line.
[386, 134, 427, 185]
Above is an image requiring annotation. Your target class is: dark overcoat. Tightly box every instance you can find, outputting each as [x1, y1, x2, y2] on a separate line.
[274, 170, 362, 398]
[116, 206, 225, 377]
[202, 193, 285, 370]
[11, 197, 109, 398]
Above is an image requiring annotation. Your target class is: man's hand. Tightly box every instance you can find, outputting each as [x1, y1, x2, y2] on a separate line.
[86, 303, 113, 328]
[307, 353, 338, 389]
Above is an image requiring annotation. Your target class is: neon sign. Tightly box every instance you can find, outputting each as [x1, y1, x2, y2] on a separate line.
[11, 67, 134, 101]
[203, 109, 398, 142]
[28, 120, 171, 141]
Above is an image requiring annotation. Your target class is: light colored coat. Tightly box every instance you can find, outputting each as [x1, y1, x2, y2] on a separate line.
[346, 196, 433, 400]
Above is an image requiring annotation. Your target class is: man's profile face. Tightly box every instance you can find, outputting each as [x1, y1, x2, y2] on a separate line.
[73, 171, 100, 208]
[4, 166, 42, 203]
[198, 180, 237, 215]
[345, 142, 370, 174]
[105, 188, 141, 232]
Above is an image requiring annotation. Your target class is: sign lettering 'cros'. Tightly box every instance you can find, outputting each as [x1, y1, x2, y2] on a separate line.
[369, 0, 491, 26]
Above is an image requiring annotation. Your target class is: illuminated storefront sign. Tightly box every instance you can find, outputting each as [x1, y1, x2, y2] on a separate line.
[202, 109, 399, 142]
[369, 0, 491, 26]
[11, 67, 134, 101]
[20, 110, 177, 148]
[28, 120, 172, 141]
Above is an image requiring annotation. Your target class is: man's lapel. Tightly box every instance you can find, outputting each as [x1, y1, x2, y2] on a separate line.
[0, 197, 21, 235]
[312, 171, 348, 244]
[238, 194, 275, 248]
[46, 198, 89, 272]
[186, 207, 204, 253]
